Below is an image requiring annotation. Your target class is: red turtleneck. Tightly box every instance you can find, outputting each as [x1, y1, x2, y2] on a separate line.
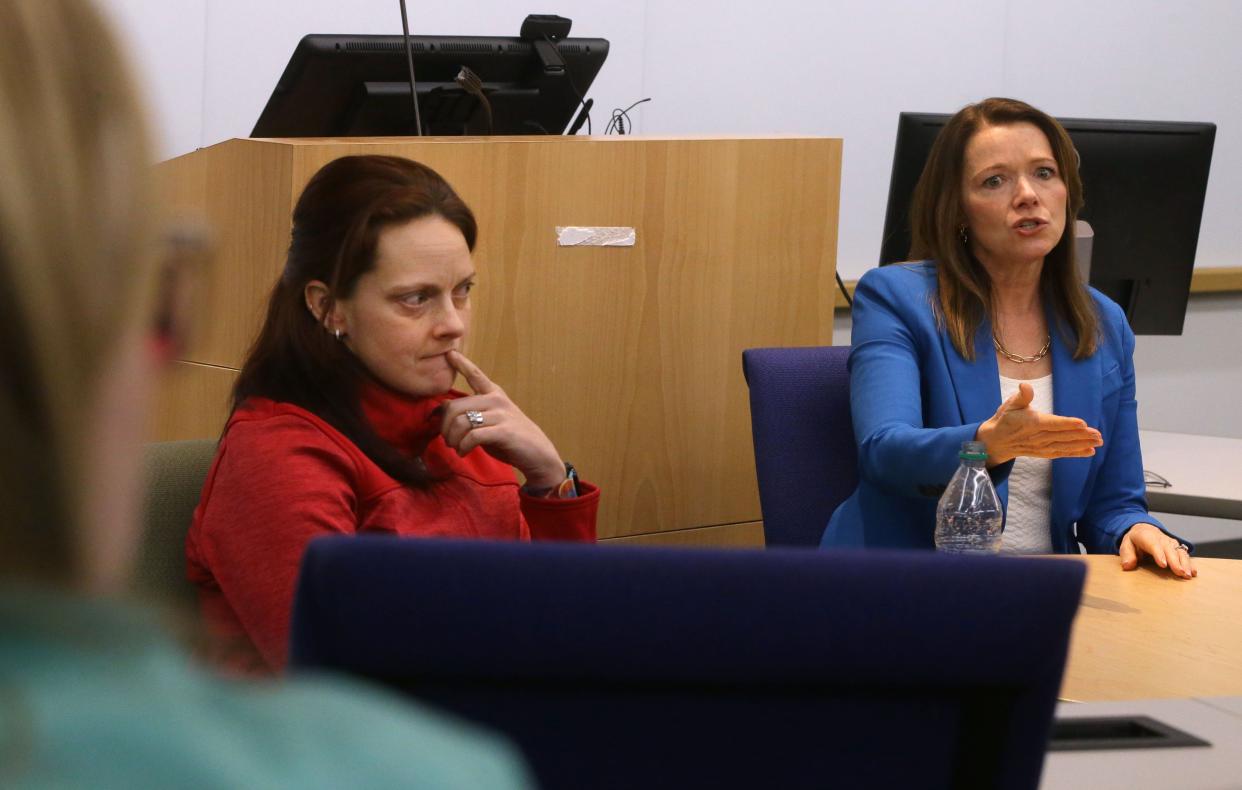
[186, 384, 599, 672]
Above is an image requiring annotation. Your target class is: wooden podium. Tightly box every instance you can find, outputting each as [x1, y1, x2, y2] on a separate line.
[154, 135, 842, 544]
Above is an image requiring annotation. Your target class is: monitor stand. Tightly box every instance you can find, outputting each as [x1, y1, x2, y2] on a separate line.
[1074, 220, 1093, 283]
[1075, 218, 1139, 323]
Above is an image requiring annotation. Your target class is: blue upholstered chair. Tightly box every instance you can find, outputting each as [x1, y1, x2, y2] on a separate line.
[290, 537, 1085, 790]
[742, 345, 857, 546]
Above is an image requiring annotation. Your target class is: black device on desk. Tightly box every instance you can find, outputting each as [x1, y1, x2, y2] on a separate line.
[251, 24, 607, 137]
[879, 112, 1215, 335]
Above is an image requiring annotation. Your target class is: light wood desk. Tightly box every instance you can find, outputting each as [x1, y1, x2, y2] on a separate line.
[1061, 555, 1242, 702]
[153, 135, 842, 545]
[1140, 430, 1242, 520]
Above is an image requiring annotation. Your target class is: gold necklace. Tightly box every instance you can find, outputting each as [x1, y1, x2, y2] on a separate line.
[994, 333, 1051, 364]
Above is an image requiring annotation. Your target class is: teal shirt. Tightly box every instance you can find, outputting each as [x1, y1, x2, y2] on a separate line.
[0, 588, 533, 789]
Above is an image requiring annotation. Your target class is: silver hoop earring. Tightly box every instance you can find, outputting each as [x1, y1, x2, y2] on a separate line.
[958, 225, 969, 245]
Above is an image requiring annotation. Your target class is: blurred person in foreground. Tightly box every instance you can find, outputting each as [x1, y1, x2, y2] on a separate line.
[0, 2, 534, 786]
[821, 97, 1193, 577]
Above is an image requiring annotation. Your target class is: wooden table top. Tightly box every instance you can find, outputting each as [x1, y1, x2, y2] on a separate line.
[1060, 554, 1242, 702]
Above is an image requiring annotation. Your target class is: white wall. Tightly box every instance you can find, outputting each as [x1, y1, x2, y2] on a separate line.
[641, 0, 1241, 277]
[101, 0, 1242, 438]
[100, 0, 1241, 278]
[1132, 294, 1242, 438]
[99, 0, 206, 163]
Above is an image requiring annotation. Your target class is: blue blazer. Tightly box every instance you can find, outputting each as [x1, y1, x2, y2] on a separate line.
[821, 262, 1167, 553]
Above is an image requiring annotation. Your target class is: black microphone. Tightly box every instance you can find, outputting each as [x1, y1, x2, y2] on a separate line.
[398, 0, 422, 135]
[567, 98, 593, 135]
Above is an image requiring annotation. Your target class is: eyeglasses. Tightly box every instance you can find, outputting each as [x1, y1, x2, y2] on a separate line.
[152, 220, 214, 349]
[1143, 469, 1171, 489]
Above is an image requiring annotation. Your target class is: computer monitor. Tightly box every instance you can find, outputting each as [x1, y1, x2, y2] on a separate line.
[879, 112, 1215, 335]
[252, 33, 608, 137]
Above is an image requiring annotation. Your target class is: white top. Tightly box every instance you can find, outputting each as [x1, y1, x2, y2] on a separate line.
[998, 373, 1054, 554]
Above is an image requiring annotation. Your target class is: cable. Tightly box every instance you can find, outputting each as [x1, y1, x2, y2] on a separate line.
[605, 97, 651, 135]
[835, 269, 852, 307]
[454, 66, 493, 135]
[544, 34, 591, 134]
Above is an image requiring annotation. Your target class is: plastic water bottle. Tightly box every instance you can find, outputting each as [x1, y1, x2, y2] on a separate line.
[934, 441, 1003, 554]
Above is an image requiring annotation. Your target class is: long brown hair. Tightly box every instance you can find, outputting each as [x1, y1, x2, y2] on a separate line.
[232, 155, 477, 487]
[909, 97, 1098, 360]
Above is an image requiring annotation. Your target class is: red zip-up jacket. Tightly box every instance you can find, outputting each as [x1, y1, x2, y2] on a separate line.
[186, 383, 599, 672]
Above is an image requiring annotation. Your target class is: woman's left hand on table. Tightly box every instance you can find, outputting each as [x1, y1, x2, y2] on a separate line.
[1120, 522, 1196, 579]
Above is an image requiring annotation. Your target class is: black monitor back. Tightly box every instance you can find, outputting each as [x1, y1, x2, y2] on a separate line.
[252, 34, 608, 137]
[880, 112, 1215, 335]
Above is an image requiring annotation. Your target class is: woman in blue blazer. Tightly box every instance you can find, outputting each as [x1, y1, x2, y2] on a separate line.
[822, 98, 1194, 578]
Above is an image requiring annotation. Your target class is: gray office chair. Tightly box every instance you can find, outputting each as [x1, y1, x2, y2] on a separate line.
[132, 438, 216, 604]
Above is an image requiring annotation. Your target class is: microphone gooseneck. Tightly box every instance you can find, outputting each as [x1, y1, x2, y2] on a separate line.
[398, 0, 423, 135]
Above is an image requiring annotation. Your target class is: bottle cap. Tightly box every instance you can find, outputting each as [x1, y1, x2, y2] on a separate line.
[959, 440, 988, 461]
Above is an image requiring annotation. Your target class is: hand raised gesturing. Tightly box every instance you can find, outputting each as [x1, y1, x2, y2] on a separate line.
[975, 382, 1103, 467]
[438, 350, 566, 490]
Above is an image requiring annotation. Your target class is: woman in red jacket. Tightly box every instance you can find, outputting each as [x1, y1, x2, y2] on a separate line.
[187, 155, 599, 672]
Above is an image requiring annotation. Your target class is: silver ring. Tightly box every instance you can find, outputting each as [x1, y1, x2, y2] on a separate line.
[465, 410, 485, 429]
[1176, 543, 1190, 554]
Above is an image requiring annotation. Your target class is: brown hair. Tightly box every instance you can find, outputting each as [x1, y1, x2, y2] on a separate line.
[0, 0, 155, 581]
[909, 97, 1098, 360]
[232, 155, 477, 487]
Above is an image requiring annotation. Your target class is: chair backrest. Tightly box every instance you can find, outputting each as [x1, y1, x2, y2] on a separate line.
[742, 345, 857, 546]
[132, 439, 216, 604]
[290, 537, 1086, 790]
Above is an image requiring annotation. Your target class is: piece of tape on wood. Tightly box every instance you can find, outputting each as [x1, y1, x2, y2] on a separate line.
[555, 226, 636, 247]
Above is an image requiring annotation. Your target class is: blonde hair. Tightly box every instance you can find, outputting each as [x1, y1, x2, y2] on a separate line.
[0, 0, 156, 581]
